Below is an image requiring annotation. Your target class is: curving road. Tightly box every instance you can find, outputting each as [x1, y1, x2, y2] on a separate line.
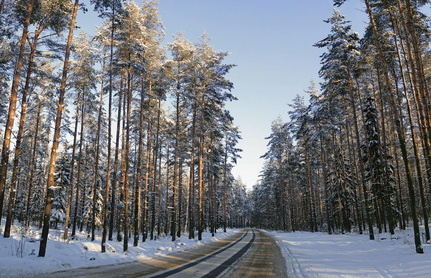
[46, 230, 287, 278]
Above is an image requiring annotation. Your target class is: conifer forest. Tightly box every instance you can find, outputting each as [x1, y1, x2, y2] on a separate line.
[255, 0, 431, 255]
[2, 0, 431, 260]
[0, 0, 244, 257]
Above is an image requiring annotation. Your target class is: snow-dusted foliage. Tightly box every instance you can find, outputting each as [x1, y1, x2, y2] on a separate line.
[361, 95, 397, 234]
[254, 1, 431, 258]
[0, 0, 243, 257]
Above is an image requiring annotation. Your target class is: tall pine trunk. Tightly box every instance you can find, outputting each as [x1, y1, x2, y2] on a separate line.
[63, 88, 81, 240]
[71, 92, 86, 238]
[391, 28, 430, 240]
[109, 74, 123, 241]
[38, 0, 79, 257]
[121, 69, 132, 252]
[133, 82, 145, 246]
[0, 0, 34, 221]
[222, 139, 228, 233]
[91, 78, 105, 241]
[197, 93, 205, 241]
[142, 121, 153, 242]
[102, 1, 117, 252]
[177, 158, 184, 238]
[171, 88, 180, 241]
[150, 98, 161, 240]
[364, 0, 423, 253]
[24, 101, 42, 227]
[348, 78, 374, 239]
[188, 102, 197, 239]
[4, 39, 37, 237]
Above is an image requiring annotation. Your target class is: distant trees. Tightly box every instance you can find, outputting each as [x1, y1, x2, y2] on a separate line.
[254, 1, 431, 254]
[0, 0, 241, 257]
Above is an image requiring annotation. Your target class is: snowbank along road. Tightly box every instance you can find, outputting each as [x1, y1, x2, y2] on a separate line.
[44, 229, 287, 277]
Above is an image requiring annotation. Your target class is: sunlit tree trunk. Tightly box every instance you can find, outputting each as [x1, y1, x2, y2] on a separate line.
[150, 97, 161, 240]
[188, 103, 197, 239]
[109, 75, 124, 241]
[133, 82, 145, 246]
[71, 95, 86, 238]
[171, 87, 180, 241]
[391, 27, 429, 240]
[121, 67, 132, 251]
[142, 122, 152, 242]
[63, 90, 80, 240]
[91, 78, 104, 241]
[177, 158, 184, 238]
[0, 0, 34, 220]
[222, 139, 228, 233]
[197, 93, 205, 241]
[101, 13, 115, 252]
[364, 0, 423, 253]
[39, 0, 79, 257]
[24, 101, 42, 227]
[4, 38, 37, 237]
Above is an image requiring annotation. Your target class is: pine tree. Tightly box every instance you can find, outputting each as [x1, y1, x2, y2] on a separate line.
[361, 95, 397, 234]
[51, 155, 71, 229]
[39, 0, 80, 258]
[0, 0, 35, 223]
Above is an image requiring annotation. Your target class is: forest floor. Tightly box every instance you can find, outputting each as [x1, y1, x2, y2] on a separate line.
[0, 224, 237, 277]
[268, 228, 431, 277]
[1, 224, 431, 277]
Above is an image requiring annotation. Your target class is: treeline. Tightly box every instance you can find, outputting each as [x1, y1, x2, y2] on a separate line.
[0, 0, 244, 257]
[253, 0, 431, 254]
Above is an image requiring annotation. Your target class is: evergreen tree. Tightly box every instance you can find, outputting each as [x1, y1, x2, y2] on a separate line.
[51, 155, 71, 229]
[361, 95, 397, 234]
[39, 0, 80, 257]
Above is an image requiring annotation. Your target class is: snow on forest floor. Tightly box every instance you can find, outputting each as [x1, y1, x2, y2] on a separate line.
[268, 228, 431, 278]
[2, 224, 431, 278]
[0, 224, 237, 277]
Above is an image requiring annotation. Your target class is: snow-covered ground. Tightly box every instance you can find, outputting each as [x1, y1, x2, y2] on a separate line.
[269, 229, 431, 278]
[0, 224, 237, 277]
[1, 224, 431, 277]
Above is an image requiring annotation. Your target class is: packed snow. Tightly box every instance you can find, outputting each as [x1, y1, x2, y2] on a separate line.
[1, 224, 431, 277]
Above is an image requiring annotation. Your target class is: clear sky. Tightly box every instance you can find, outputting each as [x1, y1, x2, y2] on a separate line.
[78, 0, 367, 189]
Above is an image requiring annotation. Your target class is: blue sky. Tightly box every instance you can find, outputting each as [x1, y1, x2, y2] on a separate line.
[155, 0, 367, 188]
[79, 0, 367, 188]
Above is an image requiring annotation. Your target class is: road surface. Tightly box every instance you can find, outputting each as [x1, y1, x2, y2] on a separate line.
[45, 229, 287, 277]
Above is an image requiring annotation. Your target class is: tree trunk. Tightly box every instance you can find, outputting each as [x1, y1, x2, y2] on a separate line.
[71, 92, 86, 238]
[156, 143, 163, 237]
[122, 68, 132, 251]
[392, 30, 430, 240]
[197, 94, 205, 241]
[142, 121, 152, 242]
[364, 0, 423, 253]
[38, 0, 79, 257]
[133, 81, 145, 246]
[4, 39, 37, 237]
[222, 139, 228, 233]
[109, 74, 124, 241]
[24, 101, 42, 227]
[91, 77, 104, 241]
[177, 158, 184, 238]
[101, 11, 115, 252]
[188, 103, 197, 239]
[150, 97, 161, 240]
[349, 77, 374, 240]
[0, 0, 34, 221]
[171, 88, 180, 241]
[63, 89, 80, 240]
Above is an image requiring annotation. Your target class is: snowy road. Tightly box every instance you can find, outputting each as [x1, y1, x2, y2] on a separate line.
[43, 230, 286, 278]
